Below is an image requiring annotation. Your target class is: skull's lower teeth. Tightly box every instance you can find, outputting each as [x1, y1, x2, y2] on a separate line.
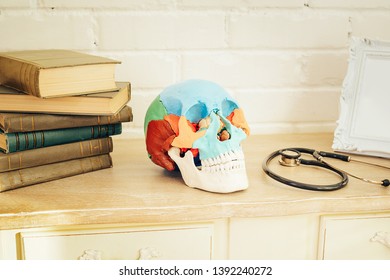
[200, 150, 245, 173]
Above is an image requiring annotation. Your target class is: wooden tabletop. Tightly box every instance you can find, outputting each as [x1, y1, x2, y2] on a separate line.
[1, 133, 390, 230]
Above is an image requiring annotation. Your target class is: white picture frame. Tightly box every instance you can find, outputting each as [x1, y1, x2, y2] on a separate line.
[333, 37, 390, 158]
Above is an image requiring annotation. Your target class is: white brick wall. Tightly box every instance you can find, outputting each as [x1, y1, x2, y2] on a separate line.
[0, 1, 388, 136]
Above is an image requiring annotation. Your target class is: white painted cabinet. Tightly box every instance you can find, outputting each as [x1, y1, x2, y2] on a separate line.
[3, 213, 390, 260]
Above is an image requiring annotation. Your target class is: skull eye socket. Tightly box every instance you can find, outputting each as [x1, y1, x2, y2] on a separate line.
[186, 103, 208, 123]
[221, 99, 238, 118]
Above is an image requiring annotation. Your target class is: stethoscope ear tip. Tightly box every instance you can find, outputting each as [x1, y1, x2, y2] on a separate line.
[382, 179, 390, 187]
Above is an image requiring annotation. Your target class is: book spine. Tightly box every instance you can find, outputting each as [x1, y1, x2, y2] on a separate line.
[4, 123, 121, 153]
[1, 106, 132, 133]
[0, 137, 113, 172]
[0, 56, 40, 97]
[0, 154, 113, 192]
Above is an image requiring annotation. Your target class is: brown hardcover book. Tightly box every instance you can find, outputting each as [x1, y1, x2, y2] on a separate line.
[0, 82, 131, 115]
[0, 106, 132, 133]
[0, 49, 120, 98]
[0, 153, 113, 192]
[0, 137, 113, 172]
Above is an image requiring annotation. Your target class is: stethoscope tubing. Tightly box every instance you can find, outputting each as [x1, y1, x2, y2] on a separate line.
[262, 149, 348, 191]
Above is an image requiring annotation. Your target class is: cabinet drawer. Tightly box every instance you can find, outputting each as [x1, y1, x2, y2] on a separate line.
[319, 214, 390, 259]
[18, 224, 213, 260]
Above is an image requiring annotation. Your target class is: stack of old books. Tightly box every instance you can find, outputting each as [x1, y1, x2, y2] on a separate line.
[0, 49, 132, 192]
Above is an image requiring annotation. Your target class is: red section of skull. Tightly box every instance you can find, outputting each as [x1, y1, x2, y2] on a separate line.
[145, 119, 176, 171]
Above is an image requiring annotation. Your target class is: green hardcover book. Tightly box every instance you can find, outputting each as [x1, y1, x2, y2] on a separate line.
[0, 123, 121, 153]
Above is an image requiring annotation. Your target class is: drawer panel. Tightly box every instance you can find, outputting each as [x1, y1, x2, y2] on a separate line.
[229, 215, 319, 260]
[18, 224, 213, 260]
[319, 214, 390, 260]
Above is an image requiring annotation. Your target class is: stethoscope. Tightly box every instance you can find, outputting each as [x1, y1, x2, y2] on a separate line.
[262, 148, 390, 191]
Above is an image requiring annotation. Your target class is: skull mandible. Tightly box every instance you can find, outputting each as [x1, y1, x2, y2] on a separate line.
[144, 80, 250, 193]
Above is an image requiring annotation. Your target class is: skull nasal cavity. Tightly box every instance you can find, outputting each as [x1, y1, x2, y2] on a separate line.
[218, 128, 230, 141]
[186, 103, 208, 123]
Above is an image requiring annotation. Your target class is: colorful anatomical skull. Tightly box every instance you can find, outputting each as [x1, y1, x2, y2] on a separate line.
[144, 80, 250, 193]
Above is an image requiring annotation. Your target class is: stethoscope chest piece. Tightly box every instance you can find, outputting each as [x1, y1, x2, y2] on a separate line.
[278, 149, 301, 167]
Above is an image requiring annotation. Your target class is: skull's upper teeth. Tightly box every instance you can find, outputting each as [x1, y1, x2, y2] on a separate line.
[200, 149, 245, 173]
